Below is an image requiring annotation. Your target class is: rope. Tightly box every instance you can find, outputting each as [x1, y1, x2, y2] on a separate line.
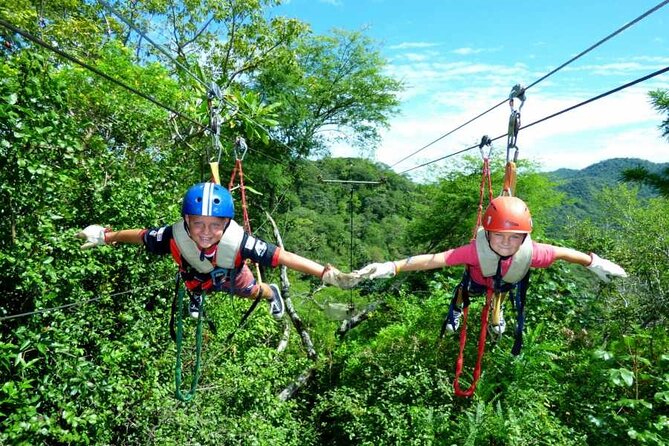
[228, 138, 253, 235]
[451, 147, 495, 398]
[398, 65, 669, 175]
[391, 0, 669, 169]
[0, 19, 204, 129]
[473, 137, 494, 237]
[174, 276, 205, 402]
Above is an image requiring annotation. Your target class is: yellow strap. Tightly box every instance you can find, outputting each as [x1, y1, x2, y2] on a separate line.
[209, 161, 220, 184]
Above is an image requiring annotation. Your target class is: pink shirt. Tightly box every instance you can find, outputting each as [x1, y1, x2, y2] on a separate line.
[443, 240, 557, 288]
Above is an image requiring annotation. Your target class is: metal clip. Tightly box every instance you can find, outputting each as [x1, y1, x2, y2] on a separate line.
[234, 136, 249, 161]
[508, 84, 526, 112]
[478, 135, 493, 159]
[506, 84, 525, 163]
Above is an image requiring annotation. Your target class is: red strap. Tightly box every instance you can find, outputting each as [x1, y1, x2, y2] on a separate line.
[228, 158, 252, 235]
[453, 288, 493, 397]
[473, 157, 493, 239]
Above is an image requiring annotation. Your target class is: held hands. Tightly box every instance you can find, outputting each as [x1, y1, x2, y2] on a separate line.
[76, 225, 108, 250]
[355, 261, 397, 280]
[587, 253, 627, 283]
[322, 264, 362, 289]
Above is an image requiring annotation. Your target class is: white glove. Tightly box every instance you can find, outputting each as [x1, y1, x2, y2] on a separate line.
[322, 265, 361, 289]
[587, 253, 627, 283]
[355, 261, 397, 280]
[76, 225, 108, 250]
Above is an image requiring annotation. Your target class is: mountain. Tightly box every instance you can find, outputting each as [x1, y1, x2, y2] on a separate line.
[545, 157, 669, 224]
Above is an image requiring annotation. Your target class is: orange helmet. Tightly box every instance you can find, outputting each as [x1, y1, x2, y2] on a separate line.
[482, 196, 533, 233]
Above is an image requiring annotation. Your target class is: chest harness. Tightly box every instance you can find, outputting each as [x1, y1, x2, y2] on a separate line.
[170, 219, 245, 292]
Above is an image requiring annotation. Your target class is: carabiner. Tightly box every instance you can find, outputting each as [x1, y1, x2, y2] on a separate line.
[233, 136, 249, 161]
[478, 135, 493, 159]
[508, 84, 526, 112]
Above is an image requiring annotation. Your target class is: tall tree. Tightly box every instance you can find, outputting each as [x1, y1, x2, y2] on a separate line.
[255, 28, 403, 158]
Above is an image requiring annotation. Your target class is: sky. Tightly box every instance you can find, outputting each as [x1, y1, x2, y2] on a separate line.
[271, 0, 669, 179]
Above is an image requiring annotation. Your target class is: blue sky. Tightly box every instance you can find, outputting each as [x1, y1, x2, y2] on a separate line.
[271, 0, 669, 178]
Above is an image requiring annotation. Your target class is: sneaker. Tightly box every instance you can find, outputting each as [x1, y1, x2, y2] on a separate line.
[189, 293, 203, 319]
[267, 284, 285, 320]
[489, 307, 506, 335]
[445, 306, 462, 333]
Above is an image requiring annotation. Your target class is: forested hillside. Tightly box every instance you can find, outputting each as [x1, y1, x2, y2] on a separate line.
[2, 2, 669, 445]
[546, 158, 669, 223]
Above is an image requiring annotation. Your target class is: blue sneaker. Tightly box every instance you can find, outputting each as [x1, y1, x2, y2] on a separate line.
[445, 306, 462, 333]
[268, 284, 285, 320]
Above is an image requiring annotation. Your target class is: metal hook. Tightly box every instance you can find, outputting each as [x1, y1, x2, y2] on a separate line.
[509, 84, 526, 112]
[478, 135, 493, 159]
[234, 136, 248, 161]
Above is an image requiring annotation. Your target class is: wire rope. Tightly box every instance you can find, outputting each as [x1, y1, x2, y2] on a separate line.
[398, 65, 669, 174]
[391, 0, 669, 169]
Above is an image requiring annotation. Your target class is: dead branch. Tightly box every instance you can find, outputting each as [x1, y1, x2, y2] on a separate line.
[266, 212, 320, 401]
[338, 301, 385, 338]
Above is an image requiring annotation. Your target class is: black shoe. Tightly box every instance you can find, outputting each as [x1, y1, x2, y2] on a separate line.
[268, 284, 285, 320]
[445, 306, 462, 333]
[189, 293, 203, 319]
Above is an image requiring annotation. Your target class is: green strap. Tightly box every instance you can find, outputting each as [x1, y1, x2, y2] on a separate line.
[174, 282, 205, 402]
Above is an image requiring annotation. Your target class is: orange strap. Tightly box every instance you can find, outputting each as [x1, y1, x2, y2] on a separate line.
[501, 161, 517, 197]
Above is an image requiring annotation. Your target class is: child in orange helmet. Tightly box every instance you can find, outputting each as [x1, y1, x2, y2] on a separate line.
[355, 196, 627, 333]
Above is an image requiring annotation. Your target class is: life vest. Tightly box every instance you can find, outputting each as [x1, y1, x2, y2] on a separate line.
[475, 226, 532, 285]
[170, 219, 246, 290]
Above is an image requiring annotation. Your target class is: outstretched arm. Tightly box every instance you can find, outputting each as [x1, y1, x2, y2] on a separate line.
[276, 249, 326, 277]
[553, 246, 627, 282]
[77, 225, 145, 249]
[276, 249, 360, 289]
[356, 252, 448, 279]
[552, 246, 591, 266]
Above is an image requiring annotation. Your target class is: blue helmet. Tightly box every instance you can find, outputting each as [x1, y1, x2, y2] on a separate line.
[182, 182, 234, 218]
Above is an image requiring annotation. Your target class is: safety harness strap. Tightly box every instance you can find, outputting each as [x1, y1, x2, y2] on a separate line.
[453, 286, 494, 398]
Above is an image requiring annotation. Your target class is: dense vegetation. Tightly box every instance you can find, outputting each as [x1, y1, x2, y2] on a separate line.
[1, 1, 668, 445]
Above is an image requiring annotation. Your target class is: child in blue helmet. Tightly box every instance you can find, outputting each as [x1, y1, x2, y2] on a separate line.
[77, 182, 356, 319]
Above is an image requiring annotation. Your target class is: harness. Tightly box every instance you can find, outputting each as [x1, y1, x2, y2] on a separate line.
[171, 218, 245, 290]
[475, 226, 532, 285]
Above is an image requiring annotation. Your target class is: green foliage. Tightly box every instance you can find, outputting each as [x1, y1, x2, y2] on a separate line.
[650, 88, 669, 141]
[2, 2, 669, 445]
[549, 157, 668, 226]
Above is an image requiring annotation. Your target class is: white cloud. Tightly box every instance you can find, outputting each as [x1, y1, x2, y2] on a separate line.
[388, 42, 440, 50]
[330, 36, 669, 180]
[452, 47, 483, 55]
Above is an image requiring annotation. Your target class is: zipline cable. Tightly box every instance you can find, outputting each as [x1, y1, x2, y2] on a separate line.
[389, 99, 508, 168]
[0, 19, 205, 130]
[96, 0, 208, 88]
[1, 18, 286, 167]
[525, 0, 669, 91]
[0, 280, 171, 322]
[398, 64, 669, 175]
[391, 0, 669, 169]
